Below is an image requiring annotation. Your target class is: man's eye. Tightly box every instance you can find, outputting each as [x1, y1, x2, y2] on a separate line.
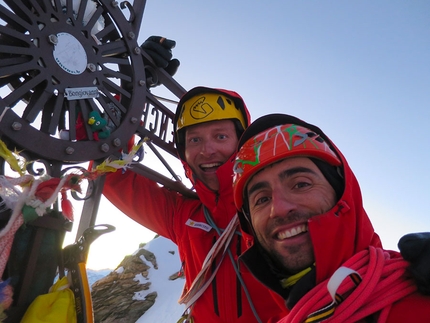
[188, 137, 199, 144]
[217, 134, 227, 140]
[255, 196, 270, 206]
[294, 182, 310, 189]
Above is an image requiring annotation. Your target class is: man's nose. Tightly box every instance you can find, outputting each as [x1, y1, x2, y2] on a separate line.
[200, 140, 216, 156]
[270, 191, 296, 219]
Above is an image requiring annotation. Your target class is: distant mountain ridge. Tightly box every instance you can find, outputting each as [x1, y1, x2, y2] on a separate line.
[87, 269, 111, 288]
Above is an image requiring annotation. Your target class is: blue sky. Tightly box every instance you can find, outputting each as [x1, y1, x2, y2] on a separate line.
[81, 1, 430, 269]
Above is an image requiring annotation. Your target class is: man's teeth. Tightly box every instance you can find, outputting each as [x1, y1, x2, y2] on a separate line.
[277, 224, 308, 240]
[201, 163, 221, 169]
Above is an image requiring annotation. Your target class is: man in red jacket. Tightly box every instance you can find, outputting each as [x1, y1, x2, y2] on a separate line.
[103, 87, 288, 322]
[233, 113, 430, 322]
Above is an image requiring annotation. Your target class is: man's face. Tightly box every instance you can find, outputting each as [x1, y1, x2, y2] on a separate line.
[185, 119, 238, 191]
[246, 157, 337, 274]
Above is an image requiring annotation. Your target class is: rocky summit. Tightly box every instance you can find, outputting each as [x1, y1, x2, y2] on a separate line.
[90, 237, 184, 323]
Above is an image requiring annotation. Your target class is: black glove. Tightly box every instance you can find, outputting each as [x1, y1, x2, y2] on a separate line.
[140, 36, 180, 87]
[141, 36, 176, 69]
[398, 232, 430, 295]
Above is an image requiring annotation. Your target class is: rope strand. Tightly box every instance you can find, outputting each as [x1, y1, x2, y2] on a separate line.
[281, 246, 416, 323]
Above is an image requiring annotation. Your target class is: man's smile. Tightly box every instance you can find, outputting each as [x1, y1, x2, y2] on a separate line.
[276, 224, 308, 240]
[200, 162, 222, 172]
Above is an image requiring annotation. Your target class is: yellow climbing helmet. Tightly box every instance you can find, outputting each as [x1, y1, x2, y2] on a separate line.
[176, 91, 246, 131]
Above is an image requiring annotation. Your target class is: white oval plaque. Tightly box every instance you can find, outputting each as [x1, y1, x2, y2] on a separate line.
[53, 32, 87, 75]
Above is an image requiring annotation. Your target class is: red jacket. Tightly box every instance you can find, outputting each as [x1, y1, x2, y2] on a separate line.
[238, 117, 430, 322]
[103, 89, 289, 323]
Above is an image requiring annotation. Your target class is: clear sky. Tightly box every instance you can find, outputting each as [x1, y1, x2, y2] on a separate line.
[64, 1, 430, 269]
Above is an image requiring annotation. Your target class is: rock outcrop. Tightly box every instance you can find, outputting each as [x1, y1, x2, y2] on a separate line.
[91, 238, 184, 323]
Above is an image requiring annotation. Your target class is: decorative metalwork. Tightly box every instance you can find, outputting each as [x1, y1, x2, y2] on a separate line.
[0, 2, 194, 320]
[0, 0, 147, 162]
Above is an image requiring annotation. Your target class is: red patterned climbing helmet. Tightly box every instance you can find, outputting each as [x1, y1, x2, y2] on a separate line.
[233, 114, 341, 211]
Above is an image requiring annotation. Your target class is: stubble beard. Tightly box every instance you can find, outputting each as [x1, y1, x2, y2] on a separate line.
[257, 211, 315, 275]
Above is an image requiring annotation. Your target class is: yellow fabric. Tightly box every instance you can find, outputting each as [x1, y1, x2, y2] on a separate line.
[280, 266, 313, 289]
[20, 276, 76, 323]
[177, 92, 246, 130]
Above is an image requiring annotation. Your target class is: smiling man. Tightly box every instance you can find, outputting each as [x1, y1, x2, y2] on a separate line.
[233, 114, 430, 322]
[183, 119, 238, 191]
[246, 156, 337, 274]
[102, 87, 288, 323]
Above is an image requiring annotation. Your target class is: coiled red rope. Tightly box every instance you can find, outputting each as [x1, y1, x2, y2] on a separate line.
[279, 246, 416, 323]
